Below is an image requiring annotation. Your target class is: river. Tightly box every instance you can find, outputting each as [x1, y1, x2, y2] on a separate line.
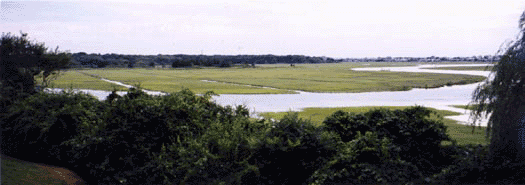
[45, 63, 493, 127]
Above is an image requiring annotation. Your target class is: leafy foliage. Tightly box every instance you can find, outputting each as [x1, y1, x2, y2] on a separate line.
[430, 143, 525, 184]
[471, 11, 525, 166]
[59, 88, 250, 184]
[310, 131, 423, 184]
[323, 106, 452, 175]
[245, 113, 339, 185]
[1, 90, 103, 167]
[323, 110, 371, 142]
[7, 86, 523, 184]
[150, 109, 264, 184]
[0, 32, 70, 110]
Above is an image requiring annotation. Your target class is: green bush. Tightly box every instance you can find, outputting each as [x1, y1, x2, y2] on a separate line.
[430, 144, 525, 184]
[322, 106, 453, 176]
[5, 89, 487, 184]
[61, 88, 261, 184]
[244, 112, 339, 185]
[310, 131, 423, 184]
[430, 144, 489, 184]
[1, 86, 262, 184]
[323, 110, 371, 142]
[1, 90, 103, 167]
[150, 115, 264, 184]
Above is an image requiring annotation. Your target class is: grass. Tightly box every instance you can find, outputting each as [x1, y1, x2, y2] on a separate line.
[1, 154, 54, 185]
[452, 104, 479, 110]
[259, 106, 489, 146]
[54, 69, 294, 94]
[423, 66, 494, 71]
[1, 154, 85, 185]
[36, 70, 128, 91]
[49, 62, 486, 94]
[442, 116, 488, 146]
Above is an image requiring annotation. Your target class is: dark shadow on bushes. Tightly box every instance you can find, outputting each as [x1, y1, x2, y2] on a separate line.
[6, 89, 524, 184]
[244, 112, 339, 185]
[322, 106, 454, 177]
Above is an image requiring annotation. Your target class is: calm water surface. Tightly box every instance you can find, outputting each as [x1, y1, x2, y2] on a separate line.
[45, 63, 494, 126]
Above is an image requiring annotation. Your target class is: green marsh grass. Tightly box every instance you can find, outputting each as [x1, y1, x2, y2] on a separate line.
[38, 70, 127, 91]
[66, 62, 486, 94]
[77, 68, 295, 94]
[259, 106, 489, 146]
[452, 104, 479, 110]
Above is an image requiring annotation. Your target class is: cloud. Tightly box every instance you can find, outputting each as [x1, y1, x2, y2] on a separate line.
[3, 0, 525, 57]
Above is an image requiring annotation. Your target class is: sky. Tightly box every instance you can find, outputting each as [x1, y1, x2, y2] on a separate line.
[2, 0, 525, 58]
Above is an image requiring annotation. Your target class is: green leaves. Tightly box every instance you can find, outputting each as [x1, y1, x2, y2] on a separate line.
[1, 91, 103, 171]
[1, 32, 71, 110]
[4, 87, 496, 184]
[470, 11, 525, 167]
[310, 130, 422, 184]
[316, 106, 452, 183]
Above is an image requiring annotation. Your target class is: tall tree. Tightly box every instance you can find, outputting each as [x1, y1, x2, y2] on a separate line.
[471, 11, 525, 165]
[1, 32, 70, 108]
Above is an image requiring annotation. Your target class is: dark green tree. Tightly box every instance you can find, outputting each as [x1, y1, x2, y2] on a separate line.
[219, 60, 233, 67]
[0, 31, 70, 109]
[471, 11, 525, 166]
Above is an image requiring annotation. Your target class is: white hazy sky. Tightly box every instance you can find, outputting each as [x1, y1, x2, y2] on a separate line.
[2, 0, 525, 58]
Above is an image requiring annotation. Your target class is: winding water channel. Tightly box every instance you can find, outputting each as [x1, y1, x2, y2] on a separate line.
[45, 63, 493, 127]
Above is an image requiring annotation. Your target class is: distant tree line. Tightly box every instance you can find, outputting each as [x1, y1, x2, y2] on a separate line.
[69, 53, 343, 68]
[344, 55, 501, 63]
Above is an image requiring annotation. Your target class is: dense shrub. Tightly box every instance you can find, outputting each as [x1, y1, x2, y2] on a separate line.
[322, 106, 452, 175]
[3, 87, 281, 184]
[323, 110, 371, 142]
[62, 88, 211, 184]
[310, 131, 423, 184]
[67, 89, 169, 184]
[6, 88, 493, 184]
[429, 144, 490, 184]
[0, 90, 103, 167]
[60, 88, 264, 184]
[148, 114, 265, 184]
[244, 112, 339, 185]
[430, 144, 525, 184]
